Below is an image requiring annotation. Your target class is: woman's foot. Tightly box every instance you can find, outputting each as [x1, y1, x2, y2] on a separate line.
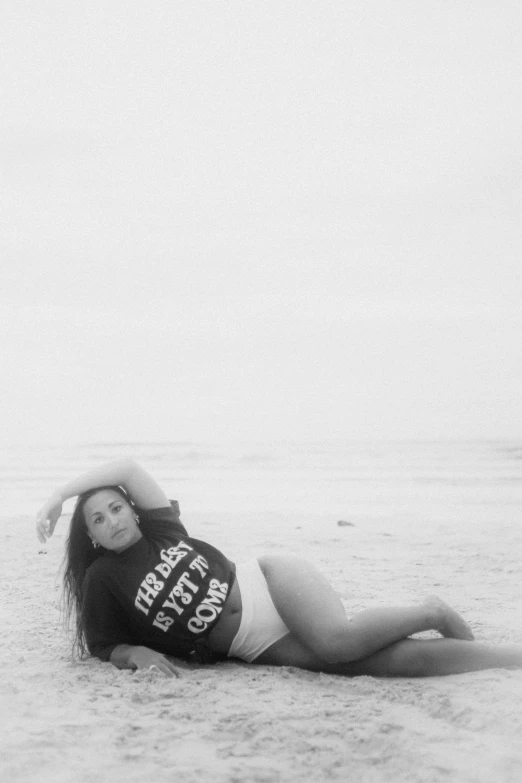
[424, 595, 475, 640]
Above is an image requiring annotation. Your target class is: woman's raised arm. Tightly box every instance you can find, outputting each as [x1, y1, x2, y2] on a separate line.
[35, 458, 170, 542]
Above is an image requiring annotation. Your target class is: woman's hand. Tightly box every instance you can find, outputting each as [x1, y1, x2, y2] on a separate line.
[128, 646, 181, 678]
[35, 493, 64, 543]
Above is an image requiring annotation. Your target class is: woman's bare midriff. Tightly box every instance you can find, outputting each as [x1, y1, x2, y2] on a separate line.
[207, 575, 242, 654]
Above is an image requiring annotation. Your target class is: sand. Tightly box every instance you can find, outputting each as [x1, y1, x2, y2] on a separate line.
[1, 504, 522, 783]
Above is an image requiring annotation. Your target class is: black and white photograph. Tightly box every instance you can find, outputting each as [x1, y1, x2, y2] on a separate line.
[1, 2, 521, 781]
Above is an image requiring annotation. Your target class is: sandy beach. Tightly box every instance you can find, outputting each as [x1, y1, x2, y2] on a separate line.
[2, 456, 522, 783]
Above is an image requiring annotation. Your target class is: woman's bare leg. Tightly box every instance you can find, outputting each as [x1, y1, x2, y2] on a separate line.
[363, 638, 522, 677]
[259, 556, 473, 664]
[254, 632, 522, 677]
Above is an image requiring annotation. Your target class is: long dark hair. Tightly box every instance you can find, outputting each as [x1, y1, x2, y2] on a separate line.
[62, 484, 135, 658]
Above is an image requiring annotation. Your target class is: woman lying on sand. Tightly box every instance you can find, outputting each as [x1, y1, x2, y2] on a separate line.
[36, 459, 522, 678]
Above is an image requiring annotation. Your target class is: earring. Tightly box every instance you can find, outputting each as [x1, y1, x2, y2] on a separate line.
[134, 515, 140, 525]
[91, 540, 99, 548]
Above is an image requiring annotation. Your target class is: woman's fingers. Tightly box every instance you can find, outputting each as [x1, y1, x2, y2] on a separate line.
[149, 662, 180, 678]
[160, 660, 181, 677]
[143, 654, 182, 678]
[37, 520, 54, 542]
[35, 498, 62, 542]
[36, 518, 49, 543]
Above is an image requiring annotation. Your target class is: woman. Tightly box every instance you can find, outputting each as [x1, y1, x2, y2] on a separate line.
[36, 458, 522, 678]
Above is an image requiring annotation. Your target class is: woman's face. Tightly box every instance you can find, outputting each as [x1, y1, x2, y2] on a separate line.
[83, 489, 142, 553]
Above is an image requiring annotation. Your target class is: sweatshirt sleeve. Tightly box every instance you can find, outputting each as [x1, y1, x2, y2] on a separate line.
[135, 500, 188, 537]
[82, 568, 134, 662]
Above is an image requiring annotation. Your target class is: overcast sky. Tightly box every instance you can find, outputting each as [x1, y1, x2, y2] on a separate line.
[1, 1, 521, 445]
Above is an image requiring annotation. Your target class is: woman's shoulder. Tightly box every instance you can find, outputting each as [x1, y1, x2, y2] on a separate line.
[84, 554, 112, 583]
[136, 501, 188, 536]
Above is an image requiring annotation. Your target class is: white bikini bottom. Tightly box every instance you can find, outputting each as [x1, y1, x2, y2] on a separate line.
[227, 559, 290, 663]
